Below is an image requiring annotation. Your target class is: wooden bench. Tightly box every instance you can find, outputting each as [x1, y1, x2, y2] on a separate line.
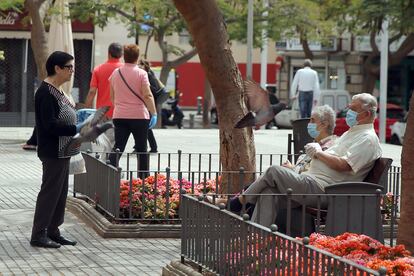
[276, 157, 393, 241]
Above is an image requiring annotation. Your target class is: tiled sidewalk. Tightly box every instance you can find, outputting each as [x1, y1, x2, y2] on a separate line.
[0, 141, 180, 275]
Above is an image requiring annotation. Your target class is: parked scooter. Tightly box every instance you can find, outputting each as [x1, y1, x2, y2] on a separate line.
[161, 96, 184, 129]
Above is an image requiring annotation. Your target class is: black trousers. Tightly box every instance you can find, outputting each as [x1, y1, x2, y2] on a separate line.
[110, 119, 149, 178]
[32, 157, 70, 238]
[147, 129, 157, 151]
[26, 127, 37, 145]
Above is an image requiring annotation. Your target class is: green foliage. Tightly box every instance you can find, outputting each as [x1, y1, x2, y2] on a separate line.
[345, 0, 414, 36]
[0, 0, 24, 11]
[266, 0, 338, 42]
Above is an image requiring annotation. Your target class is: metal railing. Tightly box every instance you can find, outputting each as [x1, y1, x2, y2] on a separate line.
[180, 194, 387, 276]
[81, 149, 303, 181]
[73, 151, 401, 242]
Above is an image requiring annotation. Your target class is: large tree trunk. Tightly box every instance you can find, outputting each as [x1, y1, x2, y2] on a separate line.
[173, 0, 255, 193]
[397, 94, 414, 252]
[25, 0, 48, 81]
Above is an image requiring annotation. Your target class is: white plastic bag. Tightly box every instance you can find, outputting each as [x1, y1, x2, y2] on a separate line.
[69, 153, 86, 175]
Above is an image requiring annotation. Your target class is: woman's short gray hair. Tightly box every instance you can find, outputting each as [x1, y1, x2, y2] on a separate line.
[311, 105, 336, 134]
[352, 93, 377, 120]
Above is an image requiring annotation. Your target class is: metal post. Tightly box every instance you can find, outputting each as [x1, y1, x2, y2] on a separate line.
[246, 0, 254, 79]
[379, 19, 389, 143]
[189, 114, 195, 129]
[260, 0, 268, 88]
[20, 39, 28, 126]
[196, 96, 202, 115]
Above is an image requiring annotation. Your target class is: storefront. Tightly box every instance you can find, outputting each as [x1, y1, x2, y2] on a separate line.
[0, 10, 94, 126]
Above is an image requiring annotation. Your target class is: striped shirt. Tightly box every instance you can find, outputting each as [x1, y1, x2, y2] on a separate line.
[35, 81, 79, 158]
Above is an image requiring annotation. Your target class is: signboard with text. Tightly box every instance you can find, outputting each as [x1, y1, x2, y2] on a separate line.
[0, 10, 93, 32]
[276, 38, 337, 51]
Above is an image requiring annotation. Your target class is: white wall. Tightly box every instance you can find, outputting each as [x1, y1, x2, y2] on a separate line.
[93, 19, 280, 67]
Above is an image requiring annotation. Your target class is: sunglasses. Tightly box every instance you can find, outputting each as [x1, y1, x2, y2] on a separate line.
[61, 64, 74, 71]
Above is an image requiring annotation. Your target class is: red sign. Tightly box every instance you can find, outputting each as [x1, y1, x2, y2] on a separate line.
[0, 10, 30, 31]
[0, 10, 93, 33]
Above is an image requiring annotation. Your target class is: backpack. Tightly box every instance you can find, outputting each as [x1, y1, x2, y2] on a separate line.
[148, 70, 169, 105]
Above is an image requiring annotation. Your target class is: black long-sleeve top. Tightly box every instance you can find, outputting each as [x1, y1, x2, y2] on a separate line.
[35, 81, 79, 158]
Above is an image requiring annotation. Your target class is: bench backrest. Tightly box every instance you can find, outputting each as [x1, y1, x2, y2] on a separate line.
[363, 157, 393, 192]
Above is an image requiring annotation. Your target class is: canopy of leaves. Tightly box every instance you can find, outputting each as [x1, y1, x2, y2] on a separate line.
[0, 0, 24, 11]
[70, 0, 187, 39]
[266, 0, 338, 43]
[345, 0, 414, 36]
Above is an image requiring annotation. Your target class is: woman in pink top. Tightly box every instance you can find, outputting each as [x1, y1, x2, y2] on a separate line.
[108, 44, 156, 177]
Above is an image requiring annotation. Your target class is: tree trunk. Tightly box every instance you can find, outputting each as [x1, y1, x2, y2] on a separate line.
[173, 0, 255, 193]
[25, 0, 48, 81]
[363, 67, 377, 94]
[159, 64, 173, 86]
[397, 94, 414, 252]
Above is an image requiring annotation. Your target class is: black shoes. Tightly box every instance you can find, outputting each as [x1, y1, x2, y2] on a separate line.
[48, 235, 77, 246]
[30, 236, 61, 248]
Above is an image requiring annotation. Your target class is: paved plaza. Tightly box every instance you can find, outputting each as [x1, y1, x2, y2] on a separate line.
[0, 126, 402, 275]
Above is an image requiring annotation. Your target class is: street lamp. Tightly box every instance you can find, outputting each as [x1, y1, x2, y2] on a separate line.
[379, 19, 388, 143]
[246, 0, 253, 79]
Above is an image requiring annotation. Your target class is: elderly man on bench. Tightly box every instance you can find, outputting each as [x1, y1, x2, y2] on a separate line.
[231, 93, 382, 227]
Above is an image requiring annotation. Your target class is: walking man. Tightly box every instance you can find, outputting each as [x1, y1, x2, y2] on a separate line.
[84, 43, 123, 118]
[290, 59, 320, 118]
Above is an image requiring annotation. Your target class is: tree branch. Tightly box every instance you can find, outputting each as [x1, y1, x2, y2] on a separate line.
[299, 34, 314, 60]
[389, 32, 403, 45]
[389, 34, 414, 66]
[108, 6, 156, 28]
[166, 47, 198, 68]
[370, 29, 380, 55]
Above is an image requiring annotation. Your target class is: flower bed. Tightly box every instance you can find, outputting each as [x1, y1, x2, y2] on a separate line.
[309, 232, 414, 275]
[224, 233, 413, 275]
[119, 174, 217, 219]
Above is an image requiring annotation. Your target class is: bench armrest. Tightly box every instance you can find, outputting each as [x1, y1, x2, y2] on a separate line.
[325, 181, 383, 194]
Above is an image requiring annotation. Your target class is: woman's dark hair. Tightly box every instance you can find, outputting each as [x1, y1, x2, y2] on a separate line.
[123, 44, 140, 63]
[45, 51, 74, 76]
[138, 59, 150, 72]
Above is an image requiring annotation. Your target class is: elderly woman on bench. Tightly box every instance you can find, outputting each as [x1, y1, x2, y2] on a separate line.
[231, 93, 382, 227]
[282, 105, 337, 174]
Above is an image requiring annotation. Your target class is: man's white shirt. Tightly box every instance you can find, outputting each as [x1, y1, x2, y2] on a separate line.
[290, 67, 321, 103]
[302, 124, 382, 189]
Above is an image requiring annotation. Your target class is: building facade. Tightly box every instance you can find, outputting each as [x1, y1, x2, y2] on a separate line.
[277, 37, 414, 110]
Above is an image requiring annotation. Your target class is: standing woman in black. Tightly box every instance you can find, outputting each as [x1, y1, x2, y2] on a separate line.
[30, 51, 85, 248]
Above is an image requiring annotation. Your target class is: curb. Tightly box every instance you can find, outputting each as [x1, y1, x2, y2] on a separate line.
[162, 260, 213, 276]
[67, 196, 181, 238]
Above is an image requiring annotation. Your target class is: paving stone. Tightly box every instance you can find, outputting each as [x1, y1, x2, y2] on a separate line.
[0, 142, 180, 274]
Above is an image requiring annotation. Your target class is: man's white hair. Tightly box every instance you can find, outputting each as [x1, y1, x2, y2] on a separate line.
[311, 105, 336, 134]
[304, 59, 312, 67]
[352, 93, 377, 120]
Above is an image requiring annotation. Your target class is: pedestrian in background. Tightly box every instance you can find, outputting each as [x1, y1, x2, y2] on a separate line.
[31, 51, 85, 248]
[290, 59, 320, 118]
[84, 42, 123, 118]
[108, 44, 157, 178]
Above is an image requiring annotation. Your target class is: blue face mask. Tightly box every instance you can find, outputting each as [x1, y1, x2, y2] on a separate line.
[307, 123, 320, 138]
[346, 109, 359, 127]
